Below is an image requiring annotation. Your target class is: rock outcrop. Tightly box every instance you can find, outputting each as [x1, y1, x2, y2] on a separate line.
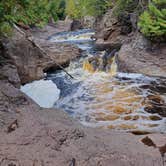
[1, 25, 81, 85]
[95, 9, 131, 49]
[70, 20, 83, 31]
[118, 33, 166, 77]
[95, 9, 166, 77]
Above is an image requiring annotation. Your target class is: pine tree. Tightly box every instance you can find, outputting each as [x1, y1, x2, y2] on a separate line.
[65, 0, 112, 19]
[65, 0, 78, 18]
[138, 0, 166, 41]
[0, 0, 66, 36]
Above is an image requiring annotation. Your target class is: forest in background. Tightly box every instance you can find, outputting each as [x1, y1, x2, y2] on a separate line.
[0, 0, 165, 40]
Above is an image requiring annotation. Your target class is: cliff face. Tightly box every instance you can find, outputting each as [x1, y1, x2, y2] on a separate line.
[95, 9, 166, 77]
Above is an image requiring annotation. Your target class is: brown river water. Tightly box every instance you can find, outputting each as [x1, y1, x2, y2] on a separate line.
[22, 29, 166, 134]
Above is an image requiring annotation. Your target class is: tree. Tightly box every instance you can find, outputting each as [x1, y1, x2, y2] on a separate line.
[65, 0, 78, 18]
[138, 0, 166, 41]
[65, 0, 112, 19]
[0, 0, 66, 36]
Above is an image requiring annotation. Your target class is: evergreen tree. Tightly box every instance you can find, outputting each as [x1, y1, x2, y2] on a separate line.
[138, 0, 166, 40]
[65, 0, 78, 18]
[0, 0, 66, 36]
[65, 0, 113, 19]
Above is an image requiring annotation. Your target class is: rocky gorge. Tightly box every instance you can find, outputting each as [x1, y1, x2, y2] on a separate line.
[0, 14, 166, 166]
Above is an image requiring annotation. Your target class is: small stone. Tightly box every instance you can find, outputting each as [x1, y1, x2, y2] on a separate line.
[141, 136, 156, 147]
[7, 120, 18, 133]
[148, 95, 164, 104]
[8, 163, 16, 166]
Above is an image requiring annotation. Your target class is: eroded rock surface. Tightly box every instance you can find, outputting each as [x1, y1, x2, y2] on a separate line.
[118, 33, 166, 77]
[0, 22, 165, 166]
[95, 8, 166, 77]
[0, 97, 165, 166]
[95, 9, 131, 50]
[1, 24, 81, 85]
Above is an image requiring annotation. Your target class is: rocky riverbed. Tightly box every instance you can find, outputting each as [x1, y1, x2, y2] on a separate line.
[0, 21, 166, 166]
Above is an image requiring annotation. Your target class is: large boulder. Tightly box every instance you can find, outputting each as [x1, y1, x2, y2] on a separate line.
[95, 9, 132, 47]
[118, 33, 166, 77]
[1, 28, 81, 85]
[95, 8, 166, 77]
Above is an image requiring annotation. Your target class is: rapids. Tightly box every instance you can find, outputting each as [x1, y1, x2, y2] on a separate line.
[22, 29, 166, 133]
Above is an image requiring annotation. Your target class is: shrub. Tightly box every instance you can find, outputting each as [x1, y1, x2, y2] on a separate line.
[138, 0, 166, 41]
[65, 0, 113, 19]
[0, 0, 66, 36]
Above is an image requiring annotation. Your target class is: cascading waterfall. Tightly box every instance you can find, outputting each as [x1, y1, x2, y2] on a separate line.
[21, 29, 166, 134]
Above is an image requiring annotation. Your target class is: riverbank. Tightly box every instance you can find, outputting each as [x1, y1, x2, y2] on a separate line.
[0, 81, 165, 165]
[0, 22, 165, 166]
[94, 9, 166, 77]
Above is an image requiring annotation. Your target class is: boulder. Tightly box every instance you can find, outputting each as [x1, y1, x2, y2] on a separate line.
[70, 20, 83, 31]
[118, 33, 166, 77]
[95, 8, 166, 77]
[1, 28, 81, 85]
[81, 16, 97, 29]
[95, 9, 131, 46]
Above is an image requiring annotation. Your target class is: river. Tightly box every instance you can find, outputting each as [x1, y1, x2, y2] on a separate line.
[21, 29, 166, 134]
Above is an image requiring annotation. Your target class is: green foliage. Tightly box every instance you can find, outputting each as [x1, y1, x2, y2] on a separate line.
[0, 0, 66, 36]
[65, 0, 113, 19]
[138, 0, 166, 40]
[65, 0, 78, 18]
[113, 0, 140, 16]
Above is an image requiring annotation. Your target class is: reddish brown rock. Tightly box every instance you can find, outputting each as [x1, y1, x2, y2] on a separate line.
[118, 33, 166, 77]
[1, 24, 80, 85]
[95, 8, 166, 77]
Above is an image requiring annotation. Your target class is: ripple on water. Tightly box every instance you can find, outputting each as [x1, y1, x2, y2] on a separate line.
[48, 29, 166, 133]
[54, 72, 166, 133]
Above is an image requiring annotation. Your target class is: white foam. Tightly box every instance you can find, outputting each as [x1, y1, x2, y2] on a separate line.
[21, 80, 60, 108]
[50, 32, 95, 42]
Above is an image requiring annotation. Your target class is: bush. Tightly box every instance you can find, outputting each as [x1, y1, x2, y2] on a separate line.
[65, 0, 113, 19]
[0, 0, 66, 36]
[138, 0, 166, 41]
